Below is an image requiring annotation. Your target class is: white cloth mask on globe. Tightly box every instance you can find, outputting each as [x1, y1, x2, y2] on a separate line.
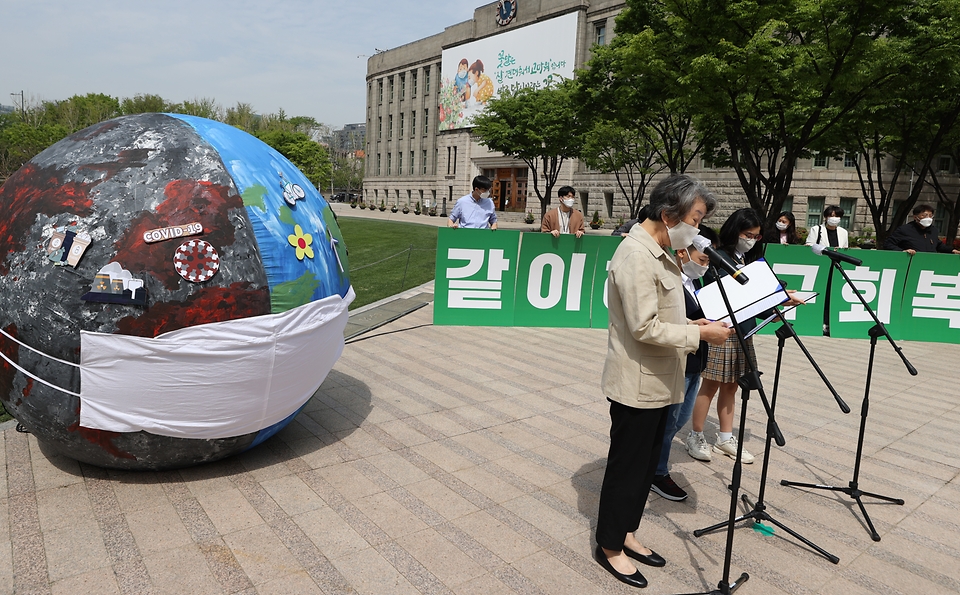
[776, 221, 789, 231]
[919, 217, 933, 228]
[667, 219, 701, 251]
[561, 198, 575, 208]
[736, 237, 757, 253]
[826, 217, 841, 227]
[682, 259, 709, 279]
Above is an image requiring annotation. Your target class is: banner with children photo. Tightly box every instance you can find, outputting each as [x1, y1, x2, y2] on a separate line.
[438, 12, 577, 130]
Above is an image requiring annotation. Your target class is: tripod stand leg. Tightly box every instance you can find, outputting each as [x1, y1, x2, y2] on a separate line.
[740, 494, 840, 564]
[779, 479, 847, 493]
[858, 489, 906, 505]
[853, 494, 883, 542]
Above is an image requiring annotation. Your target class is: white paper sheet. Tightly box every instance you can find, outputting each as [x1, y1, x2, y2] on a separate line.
[745, 291, 819, 338]
[696, 259, 787, 325]
[79, 288, 354, 439]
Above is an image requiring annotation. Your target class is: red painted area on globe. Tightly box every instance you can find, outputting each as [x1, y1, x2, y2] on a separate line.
[174, 239, 220, 282]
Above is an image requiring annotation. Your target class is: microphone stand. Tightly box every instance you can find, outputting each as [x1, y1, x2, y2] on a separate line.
[694, 309, 848, 564]
[675, 263, 758, 595]
[781, 259, 914, 541]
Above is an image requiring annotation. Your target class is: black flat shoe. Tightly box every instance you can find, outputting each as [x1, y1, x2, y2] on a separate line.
[595, 545, 647, 588]
[624, 546, 666, 568]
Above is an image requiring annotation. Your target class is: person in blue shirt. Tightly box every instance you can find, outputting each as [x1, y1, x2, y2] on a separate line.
[448, 176, 498, 229]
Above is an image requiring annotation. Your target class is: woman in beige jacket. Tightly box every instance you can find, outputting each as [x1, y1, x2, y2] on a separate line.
[595, 175, 731, 589]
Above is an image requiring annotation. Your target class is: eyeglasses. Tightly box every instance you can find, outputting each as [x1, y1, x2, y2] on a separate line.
[740, 232, 762, 240]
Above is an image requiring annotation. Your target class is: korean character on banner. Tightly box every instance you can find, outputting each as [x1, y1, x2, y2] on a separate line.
[446, 248, 511, 309]
[771, 263, 820, 321]
[837, 266, 898, 324]
[911, 270, 960, 328]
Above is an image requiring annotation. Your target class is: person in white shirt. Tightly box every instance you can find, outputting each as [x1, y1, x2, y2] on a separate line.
[805, 205, 849, 248]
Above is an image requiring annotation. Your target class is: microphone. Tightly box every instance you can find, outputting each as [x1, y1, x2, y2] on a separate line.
[811, 244, 863, 266]
[692, 234, 749, 285]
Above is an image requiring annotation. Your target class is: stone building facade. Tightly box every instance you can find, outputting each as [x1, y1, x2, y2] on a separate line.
[363, 0, 958, 235]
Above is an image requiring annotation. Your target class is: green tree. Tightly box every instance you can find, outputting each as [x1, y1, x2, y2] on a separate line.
[170, 97, 224, 120]
[225, 102, 259, 132]
[581, 120, 662, 219]
[0, 113, 69, 176]
[471, 82, 583, 218]
[816, 0, 960, 243]
[42, 93, 121, 132]
[602, 0, 911, 225]
[120, 94, 171, 114]
[255, 128, 332, 189]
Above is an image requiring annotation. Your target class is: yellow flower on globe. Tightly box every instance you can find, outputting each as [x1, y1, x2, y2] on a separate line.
[287, 225, 314, 260]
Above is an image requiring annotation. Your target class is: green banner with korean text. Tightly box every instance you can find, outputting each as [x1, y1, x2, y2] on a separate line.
[433, 230, 960, 344]
[433, 228, 521, 326]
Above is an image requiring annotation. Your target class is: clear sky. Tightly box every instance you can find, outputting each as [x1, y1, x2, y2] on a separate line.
[1, 0, 482, 128]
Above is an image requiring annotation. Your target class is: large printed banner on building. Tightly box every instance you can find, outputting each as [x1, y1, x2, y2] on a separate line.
[434, 229, 960, 343]
[438, 12, 577, 131]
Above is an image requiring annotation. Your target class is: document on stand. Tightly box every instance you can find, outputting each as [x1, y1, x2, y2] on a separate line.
[745, 291, 819, 338]
[696, 259, 788, 326]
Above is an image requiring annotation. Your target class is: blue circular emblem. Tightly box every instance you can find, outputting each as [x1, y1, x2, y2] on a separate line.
[496, 0, 517, 26]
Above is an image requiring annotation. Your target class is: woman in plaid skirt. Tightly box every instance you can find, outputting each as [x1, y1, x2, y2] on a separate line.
[685, 209, 766, 464]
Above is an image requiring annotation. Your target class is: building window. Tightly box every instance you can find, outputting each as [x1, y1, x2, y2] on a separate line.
[838, 198, 856, 229]
[399, 113, 404, 139]
[378, 80, 383, 104]
[398, 152, 403, 175]
[844, 154, 858, 168]
[806, 196, 825, 228]
[781, 196, 794, 214]
[435, 148, 438, 174]
[452, 146, 458, 174]
[377, 117, 382, 140]
[401, 74, 407, 100]
[387, 153, 392, 175]
[423, 109, 429, 134]
[422, 149, 427, 174]
[595, 22, 606, 46]
[411, 111, 416, 137]
[939, 155, 953, 172]
[425, 68, 430, 93]
[446, 147, 452, 175]
[813, 153, 828, 168]
[377, 153, 381, 175]
[412, 71, 418, 97]
[410, 151, 414, 175]
[389, 77, 394, 101]
[388, 115, 393, 139]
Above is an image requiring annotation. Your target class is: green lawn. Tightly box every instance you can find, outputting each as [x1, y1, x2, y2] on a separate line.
[337, 216, 438, 309]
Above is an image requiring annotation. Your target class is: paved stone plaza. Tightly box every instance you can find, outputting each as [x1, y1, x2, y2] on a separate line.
[2, 288, 959, 594]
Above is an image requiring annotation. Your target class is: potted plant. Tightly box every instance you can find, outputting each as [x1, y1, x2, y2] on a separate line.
[860, 226, 876, 249]
[402, 204, 410, 214]
[590, 211, 604, 230]
[616, 216, 625, 229]
[379, 200, 386, 212]
[428, 206, 438, 217]
[349, 201, 357, 209]
[391, 203, 398, 213]
[414, 201, 421, 215]
[524, 211, 535, 225]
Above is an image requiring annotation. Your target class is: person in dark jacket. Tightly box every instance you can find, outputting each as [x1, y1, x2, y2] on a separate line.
[883, 204, 960, 254]
[650, 226, 720, 502]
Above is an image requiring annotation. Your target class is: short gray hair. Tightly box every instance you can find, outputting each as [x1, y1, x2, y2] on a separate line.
[647, 174, 717, 223]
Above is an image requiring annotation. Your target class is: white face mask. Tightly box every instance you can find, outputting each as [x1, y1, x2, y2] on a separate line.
[2, 291, 354, 440]
[918, 217, 933, 228]
[666, 219, 701, 251]
[826, 217, 841, 227]
[775, 221, 789, 231]
[561, 198, 575, 208]
[737, 237, 757, 253]
[479, 191, 490, 200]
[682, 259, 709, 279]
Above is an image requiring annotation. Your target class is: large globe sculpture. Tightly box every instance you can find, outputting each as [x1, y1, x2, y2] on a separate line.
[0, 114, 353, 469]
